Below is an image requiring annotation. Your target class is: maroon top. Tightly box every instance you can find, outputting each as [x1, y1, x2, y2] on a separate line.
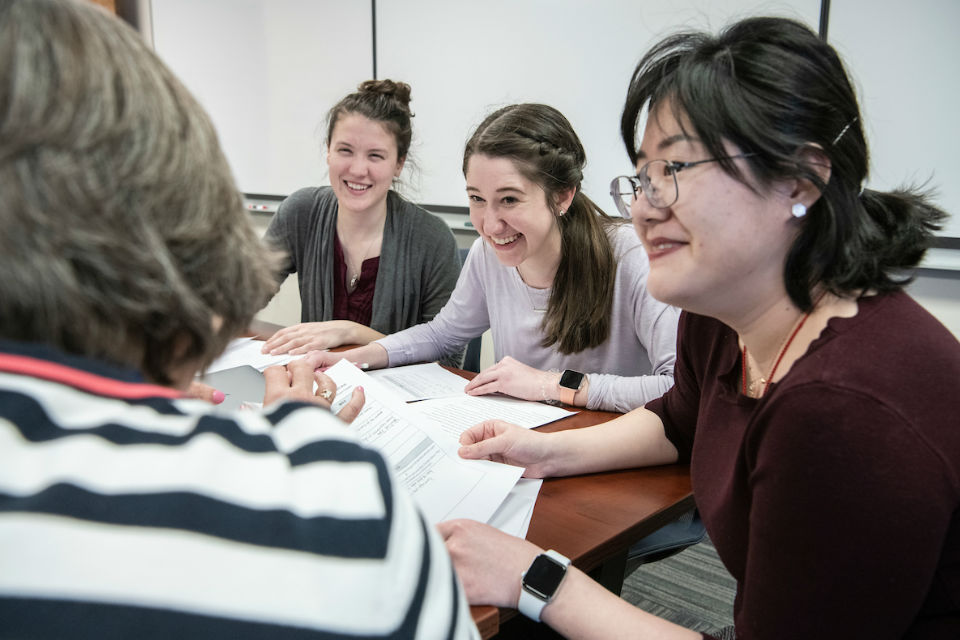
[646, 291, 960, 639]
[332, 234, 379, 327]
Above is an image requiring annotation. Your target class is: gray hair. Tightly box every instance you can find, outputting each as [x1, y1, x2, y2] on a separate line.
[0, 0, 281, 384]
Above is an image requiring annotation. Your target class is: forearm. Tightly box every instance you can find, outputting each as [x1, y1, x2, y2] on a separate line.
[585, 371, 675, 413]
[332, 342, 389, 370]
[542, 566, 701, 640]
[546, 408, 679, 477]
[377, 318, 473, 367]
[346, 323, 385, 346]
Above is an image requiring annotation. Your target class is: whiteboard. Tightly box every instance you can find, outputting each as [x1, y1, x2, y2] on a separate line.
[146, 1, 960, 239]
[377, 0, 821, 209]
[151, 0, 373, 197]
[828, 0, 960, 239]
[149, 0, 820, 207]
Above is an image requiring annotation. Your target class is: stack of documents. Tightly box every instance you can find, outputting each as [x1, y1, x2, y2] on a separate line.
[198, 340, 578, 538]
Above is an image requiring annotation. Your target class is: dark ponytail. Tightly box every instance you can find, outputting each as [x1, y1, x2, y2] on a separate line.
[621, 17, 947, 310]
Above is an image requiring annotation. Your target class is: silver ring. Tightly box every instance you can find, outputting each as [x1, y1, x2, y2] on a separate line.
[319, 388, 333, 400]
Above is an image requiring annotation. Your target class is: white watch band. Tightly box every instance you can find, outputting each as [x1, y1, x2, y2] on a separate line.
[518, 549, 570, 622]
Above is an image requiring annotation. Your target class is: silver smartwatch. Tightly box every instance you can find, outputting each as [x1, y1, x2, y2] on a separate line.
[518, 549, 570, 622]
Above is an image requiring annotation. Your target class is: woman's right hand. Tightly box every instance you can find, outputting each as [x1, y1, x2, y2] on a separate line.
[262, 354, 365, 423]
[260, 320, 362, 355]
[457, 419, 557, 478]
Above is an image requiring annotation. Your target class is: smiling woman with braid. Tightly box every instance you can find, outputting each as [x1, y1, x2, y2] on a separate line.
[317, 103, 679, 413]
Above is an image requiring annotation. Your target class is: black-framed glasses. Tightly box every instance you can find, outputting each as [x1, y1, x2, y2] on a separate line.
[609, 155, 754, 218]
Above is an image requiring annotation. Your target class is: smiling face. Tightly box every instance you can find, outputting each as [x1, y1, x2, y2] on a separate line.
[326, 113, 405, 218]
[631, 101, 796, 319]
[465, 154, 563, 276]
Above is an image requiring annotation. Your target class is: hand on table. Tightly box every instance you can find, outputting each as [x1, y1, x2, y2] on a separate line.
[262, 352, 365, 423]
[437, 518, 543, 609]
[463, 356, 559, 403]
[457, 419, 555, 478]
[260, 320, 361, 355]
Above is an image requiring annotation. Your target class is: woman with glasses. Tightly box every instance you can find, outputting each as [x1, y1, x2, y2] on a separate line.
[259, 80, 461, 357]
[315, 103, 679, 413]
[438, 17, 959, 640]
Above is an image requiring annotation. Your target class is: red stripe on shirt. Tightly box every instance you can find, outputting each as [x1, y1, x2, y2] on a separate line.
[0, 353, 182, 400]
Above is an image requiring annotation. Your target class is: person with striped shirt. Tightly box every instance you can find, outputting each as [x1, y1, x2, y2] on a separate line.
[0, 1, 477, 637]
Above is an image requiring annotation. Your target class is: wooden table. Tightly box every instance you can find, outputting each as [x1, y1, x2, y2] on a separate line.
[447, 373, 694, 639]
[244, 323, 693, 639]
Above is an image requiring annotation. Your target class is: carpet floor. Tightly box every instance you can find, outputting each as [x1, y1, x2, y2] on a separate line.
[620, 536, 737, 634]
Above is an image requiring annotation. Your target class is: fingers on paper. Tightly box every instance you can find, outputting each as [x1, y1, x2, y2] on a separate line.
[335, 386, 365, 424]
[458, 420, 510, 459]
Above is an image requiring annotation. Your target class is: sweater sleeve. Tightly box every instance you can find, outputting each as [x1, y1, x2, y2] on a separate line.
[263, 403, 480, 638]
[644, 312, 704, 462]
[377, 238, 490, 367]
[415, 211, 461, 323]
[264, 187, 319, 279]
[584, 233, 679, 412]
[731, 385, 955, 638]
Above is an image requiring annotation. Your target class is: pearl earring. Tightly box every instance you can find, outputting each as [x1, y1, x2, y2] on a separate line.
[791, 203, 807, 218]
[558, 209, 566, 216]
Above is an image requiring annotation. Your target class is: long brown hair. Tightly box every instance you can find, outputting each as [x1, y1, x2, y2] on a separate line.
[463, 104, 620, 354]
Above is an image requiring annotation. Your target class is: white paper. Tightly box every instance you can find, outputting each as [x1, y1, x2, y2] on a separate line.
[324, 360, 523, 525]
[365, 362, 469, 401]
[206, 337, 300, 373]
[409, 395, 576, 440]
[488, 478, 541, 539]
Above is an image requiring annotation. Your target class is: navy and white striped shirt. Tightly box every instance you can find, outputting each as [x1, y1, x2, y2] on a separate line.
[0, 340, 478, 639]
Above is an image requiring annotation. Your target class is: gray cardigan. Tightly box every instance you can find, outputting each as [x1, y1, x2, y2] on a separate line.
[265, 186, 460, 335]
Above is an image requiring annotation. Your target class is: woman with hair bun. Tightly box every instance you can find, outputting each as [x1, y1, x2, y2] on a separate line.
[262, 80, 461, 355]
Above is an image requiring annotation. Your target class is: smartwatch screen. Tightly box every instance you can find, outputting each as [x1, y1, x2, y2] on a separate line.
[559, 370, 584, 390]
[523, 554, 567, 599]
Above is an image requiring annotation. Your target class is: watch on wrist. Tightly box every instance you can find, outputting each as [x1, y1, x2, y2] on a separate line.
[518, 549, 570, 622]
[558, 369, 585, 406]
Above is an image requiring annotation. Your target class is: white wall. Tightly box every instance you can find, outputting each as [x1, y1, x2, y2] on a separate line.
[248, 214, 301, 327]
[828, 0, 960, 239]
[151, 0, 372, 197]
[908, 274, 960, 339]
[376, 0, 820, 207]
[151, 0, 819, 208]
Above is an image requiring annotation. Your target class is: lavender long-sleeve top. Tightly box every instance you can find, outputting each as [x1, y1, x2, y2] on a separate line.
[376, 224, 679, 412]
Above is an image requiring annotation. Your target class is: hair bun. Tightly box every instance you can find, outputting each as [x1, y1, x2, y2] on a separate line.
[357, 79, 412, 107]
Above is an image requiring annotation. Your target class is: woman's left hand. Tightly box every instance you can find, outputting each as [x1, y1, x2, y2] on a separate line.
[463, 356, 559, 403]
[436, 518, 543, 608]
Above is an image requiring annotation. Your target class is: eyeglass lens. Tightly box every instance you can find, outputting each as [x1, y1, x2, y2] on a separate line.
[640, 160, 678, 208]
[610, 160, 679, 217]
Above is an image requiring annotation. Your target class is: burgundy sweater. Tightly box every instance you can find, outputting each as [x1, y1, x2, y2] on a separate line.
[646, 291, 960, 639]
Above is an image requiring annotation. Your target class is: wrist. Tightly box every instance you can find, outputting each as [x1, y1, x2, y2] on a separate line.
[558, 369, 586, 406]
[540, 370, 562, 405]
[518, 549, 571, 622]
[342, 321, 359, 345]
